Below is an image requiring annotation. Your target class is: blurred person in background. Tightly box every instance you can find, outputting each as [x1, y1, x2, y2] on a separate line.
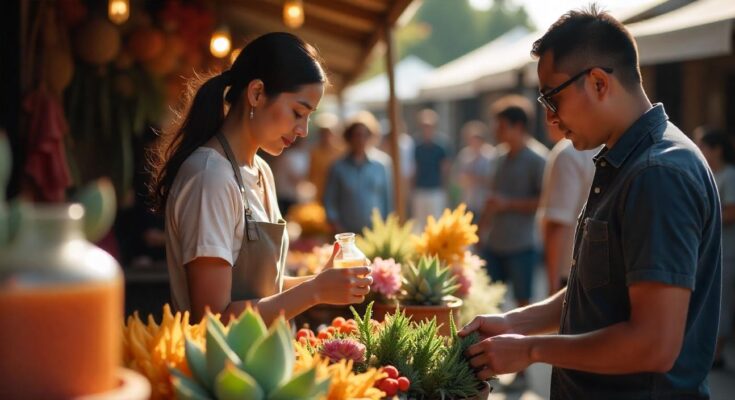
[413, 108, 449, 230]
[538, 123, 597, 294]
[455, 120, 495, 223]
[308, 112, 344, 204]
[323, 111, 392, 234]
[480, 95, 547, 309]
[695, 126, 735, 369]
[273, 134, 309, 215]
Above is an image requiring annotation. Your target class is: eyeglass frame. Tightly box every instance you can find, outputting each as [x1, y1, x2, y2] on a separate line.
[537, 67, 614, 114]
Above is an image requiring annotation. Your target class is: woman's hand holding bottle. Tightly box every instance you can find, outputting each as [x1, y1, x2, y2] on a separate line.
[311, 241, 372, 305]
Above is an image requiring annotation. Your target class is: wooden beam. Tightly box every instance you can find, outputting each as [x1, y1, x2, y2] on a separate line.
[305, 0, 380, 32]
[237, 0, 368, 43]
[341, 0, 415, 88]
[339, 0, 389, 13]
[384, 22, 404, 221]
[223, 6, 364, 60]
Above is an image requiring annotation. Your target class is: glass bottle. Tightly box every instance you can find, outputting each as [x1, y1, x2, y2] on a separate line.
[0, 203, 123, 398]
[333, 232, 367, 268]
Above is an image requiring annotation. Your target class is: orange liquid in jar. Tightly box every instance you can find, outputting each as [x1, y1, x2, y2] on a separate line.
[334, 258, 366, 269]
[0, 278, 123, 400]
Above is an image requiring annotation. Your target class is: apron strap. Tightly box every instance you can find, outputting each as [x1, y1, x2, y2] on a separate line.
[215, 132, 260, 241]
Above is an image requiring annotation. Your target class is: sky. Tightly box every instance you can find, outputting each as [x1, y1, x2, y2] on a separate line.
[468, 0, 653, 29]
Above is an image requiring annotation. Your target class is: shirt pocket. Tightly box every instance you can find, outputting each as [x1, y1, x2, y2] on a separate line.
[577, 217, 611, 290]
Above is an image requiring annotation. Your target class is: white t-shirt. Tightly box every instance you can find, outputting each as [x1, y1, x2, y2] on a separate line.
[165, 147, 281, 310]
[538, 139, 597, 225]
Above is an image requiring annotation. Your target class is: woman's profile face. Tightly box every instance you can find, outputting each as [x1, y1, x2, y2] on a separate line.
[253, 82, 324, 156]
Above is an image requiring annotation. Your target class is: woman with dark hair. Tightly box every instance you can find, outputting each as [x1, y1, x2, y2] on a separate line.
[695, 127, 735, 368]
[150, 32, 372, 324]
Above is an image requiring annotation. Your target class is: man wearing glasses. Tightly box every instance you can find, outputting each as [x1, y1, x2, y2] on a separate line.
[461, 5, 721, 399]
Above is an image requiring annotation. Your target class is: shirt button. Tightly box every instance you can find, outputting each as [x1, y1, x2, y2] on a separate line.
[572, 259, 576, 266]
[594, 187, 601, 194]
[600, 161, 607, 167]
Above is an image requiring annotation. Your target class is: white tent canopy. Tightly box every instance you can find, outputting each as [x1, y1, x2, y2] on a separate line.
[417, 0, 735, 101]
[419, 27, 533, 101]
[343, 55, 434, 108]
[628, 0, 735, 65]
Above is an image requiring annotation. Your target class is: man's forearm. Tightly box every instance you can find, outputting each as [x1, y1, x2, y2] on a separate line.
[506, 288, 565, 335]
[283, 275, 314, 290]
[528, 320, 676, 374]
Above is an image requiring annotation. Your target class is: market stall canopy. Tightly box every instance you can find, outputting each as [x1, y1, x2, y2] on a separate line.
[418, 27, 534, 101]
[627, 0, 735, 65]
[343, 55, 434, 108]
[220, 0, 418, 92]
[417, 0, 706, 101]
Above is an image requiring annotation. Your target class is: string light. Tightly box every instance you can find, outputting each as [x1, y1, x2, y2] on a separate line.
[283, 0, 304, 29]
[210, 26, 231, 58]
[108, 0, 130, 25]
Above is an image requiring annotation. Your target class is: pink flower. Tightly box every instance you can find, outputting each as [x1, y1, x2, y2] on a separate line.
[370, 257, 402, 298]
[451, 251, 484, 297]
[320, 338, 366, 363]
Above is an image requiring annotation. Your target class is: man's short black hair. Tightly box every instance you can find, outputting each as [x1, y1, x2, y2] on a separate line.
[491, 95, 534, 130]
[531, 4, 641, 88]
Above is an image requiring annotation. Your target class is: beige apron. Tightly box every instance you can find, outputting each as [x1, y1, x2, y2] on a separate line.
[215, 133, 288, 301]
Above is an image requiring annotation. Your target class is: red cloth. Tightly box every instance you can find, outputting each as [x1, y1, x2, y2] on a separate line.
[23, 88, 72, 202]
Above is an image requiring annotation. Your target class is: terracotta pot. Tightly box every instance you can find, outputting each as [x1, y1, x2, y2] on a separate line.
[373, 296, 463, 336]
[76, 368, 150, 400]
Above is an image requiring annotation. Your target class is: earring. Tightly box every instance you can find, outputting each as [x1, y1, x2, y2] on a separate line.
[249, 107, 255, 120]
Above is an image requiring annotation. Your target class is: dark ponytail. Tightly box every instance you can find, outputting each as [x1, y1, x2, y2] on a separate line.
[149, 32, 327, 213]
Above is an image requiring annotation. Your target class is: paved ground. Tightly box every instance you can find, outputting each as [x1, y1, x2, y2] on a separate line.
[479, 266, 735, 399]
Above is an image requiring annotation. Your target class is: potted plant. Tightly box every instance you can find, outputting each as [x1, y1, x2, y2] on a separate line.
[373, 255, 462, 336]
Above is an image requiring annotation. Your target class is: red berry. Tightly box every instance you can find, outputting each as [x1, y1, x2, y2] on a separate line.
[378, 378, 399, 396]
[383, 365, 399, 379]
[317, 330, 331, 340]
[308, 337, 319, 347]
[397, 376, 410, 391]
[296, 329, 312, 340]
[332, 317, 346, 327]
[326, 326, 337, 335]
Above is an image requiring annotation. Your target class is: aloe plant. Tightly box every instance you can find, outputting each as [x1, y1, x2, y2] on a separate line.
[170, 308, 329, 400]
[401, 256, 461, 306]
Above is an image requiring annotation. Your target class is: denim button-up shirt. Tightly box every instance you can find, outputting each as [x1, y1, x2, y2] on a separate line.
[551, 104, 722, 399]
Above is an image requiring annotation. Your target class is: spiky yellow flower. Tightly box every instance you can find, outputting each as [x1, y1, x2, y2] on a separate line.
[414, 204, 478, 265]
[122, 304, 213, 400]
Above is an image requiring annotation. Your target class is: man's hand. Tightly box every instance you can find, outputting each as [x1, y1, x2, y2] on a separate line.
[466, 334, 533, 378]
[459, 314, 515, 339]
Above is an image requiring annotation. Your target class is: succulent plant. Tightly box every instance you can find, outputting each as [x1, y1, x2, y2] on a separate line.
[400, 256, 460, 306]
[74, 178, 117, 242]
[170, 307, 329, 400]
[320, 338, 366, 364]
[357, 210, 415, 265]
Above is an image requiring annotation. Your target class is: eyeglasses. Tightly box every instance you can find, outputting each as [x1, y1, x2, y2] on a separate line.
[537, 67, 613, 114]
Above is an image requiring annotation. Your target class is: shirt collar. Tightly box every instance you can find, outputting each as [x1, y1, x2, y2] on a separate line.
[595, 103, 668, 168]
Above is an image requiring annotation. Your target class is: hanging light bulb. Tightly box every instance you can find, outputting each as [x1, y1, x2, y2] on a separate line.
[210, 26, 231, 58]
[108, 0, 130, 25]
[283, 0, 304, 29]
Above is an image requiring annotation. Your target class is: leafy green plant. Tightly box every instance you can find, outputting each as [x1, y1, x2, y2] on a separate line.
[351, 303, 489, 399]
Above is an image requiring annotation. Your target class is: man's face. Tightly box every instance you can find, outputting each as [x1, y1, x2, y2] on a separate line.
[537, 51, 608, 150]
